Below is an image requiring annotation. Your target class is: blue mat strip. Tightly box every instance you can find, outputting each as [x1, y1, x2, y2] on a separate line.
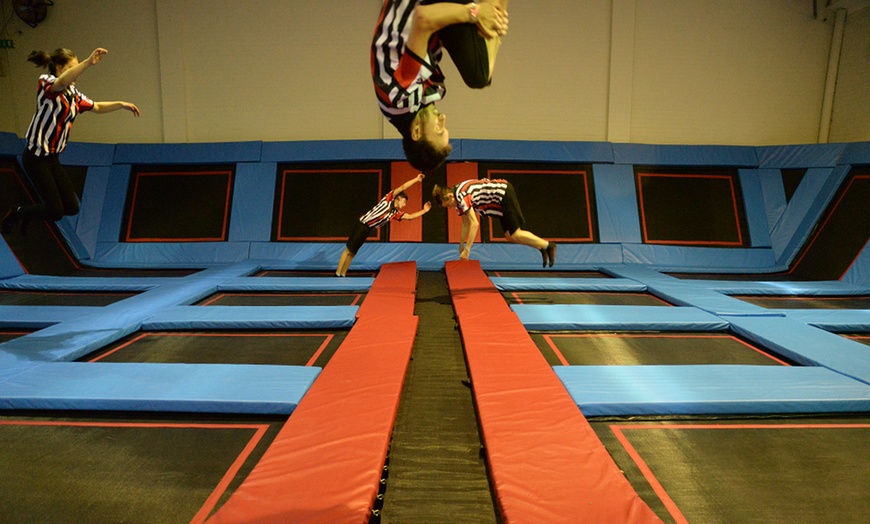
[142, 305, 358, 330]
[513, 304, 729, 331]
[555, 365, 870, 416]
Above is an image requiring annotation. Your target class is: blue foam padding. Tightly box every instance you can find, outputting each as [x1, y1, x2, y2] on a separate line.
[97, 164, 131, 242]
[142, 305, 358, 330]
[261, 139, 404, 162]
[612, 143, 758, 166]
[218, 276, 374, 291]
[839, 141, 870, 165]
[0, 238, 24, 279]
[770, 166, 849, 263]
[621, 244, 779, 272]
[513, 304, 729, 331]
[738, 169, 772, 247]
[705, 280, 870, 295]
[228, 162, 277, 242]
[0, 274, 168, 291]
[844, 245, 870, 286]
[0, 362, 320, 414]
[0, 305, 102, 328]
[756, 143, 847, 168]
[457, 139, 614, 163]
[490, 277, 646, 292]
[725, 315, 870, 384]
[554, 365, 870, 416]
[757, 168, 788, 235]
[91, 242, 253, 267]
[75, 165, 112, 259]
[777, 309, 870, 333]
[113, 141, 263, 164]
[59, 142, 116, 166]
[0, 132, 23, 155]
[593, 164, 643, 243]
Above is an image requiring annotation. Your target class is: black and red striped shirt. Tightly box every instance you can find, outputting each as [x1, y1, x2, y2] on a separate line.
[454, 179, 509, 217]
[371, 0, 446, 129]
[25, 74, 94, 156]
[359, 190, 406, 228]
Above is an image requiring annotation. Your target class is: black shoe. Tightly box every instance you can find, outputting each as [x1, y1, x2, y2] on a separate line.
[546, 242, 556, 268]
[1, 207, 19, 235]
[540, 246, 548, 268]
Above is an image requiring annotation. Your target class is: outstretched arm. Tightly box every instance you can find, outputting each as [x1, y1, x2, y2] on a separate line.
[401, 201, 432, 220]
[92, 101, 140, 116]
[393, 173, 425, 195]
[53, 48, 107, 92]
[459, 210, 479, 260]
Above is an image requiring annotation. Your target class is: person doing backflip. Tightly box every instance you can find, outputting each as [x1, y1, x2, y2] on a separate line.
[336, 174, 432, 277]
[433, 178, 556, 267]
[372, 0, 509, 172]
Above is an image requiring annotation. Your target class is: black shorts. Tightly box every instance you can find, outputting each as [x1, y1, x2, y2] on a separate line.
[345, 221, 373, 255]
[422, 0, 491, 89]
[497, 183, 525, 235]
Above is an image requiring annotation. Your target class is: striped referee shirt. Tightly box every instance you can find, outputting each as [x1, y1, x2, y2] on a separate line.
[371, 0, 446, 129]
[359, 191, 406, 229]
[25, 74, 94, 156]
[454, 179, 509, 217]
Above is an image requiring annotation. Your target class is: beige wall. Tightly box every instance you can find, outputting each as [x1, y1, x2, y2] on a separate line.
[0, 0, 867, 146]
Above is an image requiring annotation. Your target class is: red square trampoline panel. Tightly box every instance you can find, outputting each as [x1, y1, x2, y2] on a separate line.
[636, 171, 747, 247]
[123, 167, 234, 242]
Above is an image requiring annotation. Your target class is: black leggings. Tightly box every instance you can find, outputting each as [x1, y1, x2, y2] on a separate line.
[422, 0, 491, 89]
[21, 148, 80, 222]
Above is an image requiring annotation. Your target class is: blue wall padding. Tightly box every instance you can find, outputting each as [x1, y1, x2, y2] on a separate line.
[0, 238, 24, 279]
[844, 245, 870, 286]
[141, 305, 358, 330]
[76, 165, 113, 259]
[612, 143, 758, 166]
[782, 309, 870, 332]
[839, 142, 870, 165]
[261, 139, 405, 162]
[592, 164, 642, 243]
[757, 169, 788, 235]
[769, 166, 849, 263]
[512, 304, 729, 331]
[113, 141, 263, 164]
[0, 362, 320, 414]
[458, 139, 614, 163]
[621, 244, 779, 271]
[59, 142, 116, 166]
[725, 315, 870, 385]
[218, 276, 373, 291]
[92, 242, 253, 267]
[0, 305, 101, 329]
[756, 143, 846, 168]
[694, 279, 870, 296]
[97, 164, 132, 242]
[554, 365, 870, 416]
[229, 162, 277, 242]
[491, 277, 647, 292]
[738, 169, 772, 247]
[0, 132, 23, 155]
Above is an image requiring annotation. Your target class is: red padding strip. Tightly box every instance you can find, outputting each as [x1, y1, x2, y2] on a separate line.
[209, 262, 418, 523]
[446, 260, 661, 523]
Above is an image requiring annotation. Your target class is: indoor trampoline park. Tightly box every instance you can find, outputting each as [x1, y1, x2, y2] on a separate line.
[2, 135, 869, 523]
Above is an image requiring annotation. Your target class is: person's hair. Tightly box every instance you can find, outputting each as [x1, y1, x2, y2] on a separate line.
[395, 191, 408, 201]
[432, 184, 454, 205]
[402, 134, 452, 173]
[27, 48, 77, 76]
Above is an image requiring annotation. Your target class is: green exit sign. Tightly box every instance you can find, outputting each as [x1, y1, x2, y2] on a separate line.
[0, 39, 14, 49]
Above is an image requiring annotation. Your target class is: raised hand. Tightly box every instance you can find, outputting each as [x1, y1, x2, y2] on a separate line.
[88, 48, 108, 66]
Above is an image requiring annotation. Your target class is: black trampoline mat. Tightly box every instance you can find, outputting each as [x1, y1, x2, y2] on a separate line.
[83, 330, 347, 367]
[503, 291, 669, 306]
[0, 412, 284, 524]
[487, 270, 611, 278]
[0, 289, 137, 306]
[733, 295, 870, 310]
[531, 332, 788, 366]
[0, 330, 31, 343]
[197, 291, 365, 306]
[592, 417, 870, 524]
